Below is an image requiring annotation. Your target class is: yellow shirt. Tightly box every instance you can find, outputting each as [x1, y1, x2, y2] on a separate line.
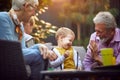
[56, 47, 76, 69]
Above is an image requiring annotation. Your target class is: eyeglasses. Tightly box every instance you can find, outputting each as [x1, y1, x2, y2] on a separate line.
[29, 4, 38, 13]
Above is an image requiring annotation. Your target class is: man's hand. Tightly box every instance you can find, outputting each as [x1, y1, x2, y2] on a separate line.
[89, 40, 98, 56]
[89, 40, 102, 65]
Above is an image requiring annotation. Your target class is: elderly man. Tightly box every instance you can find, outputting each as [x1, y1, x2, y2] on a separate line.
[0, 0, 57, 80]
[83, 11, 120, 71]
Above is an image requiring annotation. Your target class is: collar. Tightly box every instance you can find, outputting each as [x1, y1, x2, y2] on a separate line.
[9, 9, 23, 40]
[111, 28, 120, 42]
[9, 9, 20, 26]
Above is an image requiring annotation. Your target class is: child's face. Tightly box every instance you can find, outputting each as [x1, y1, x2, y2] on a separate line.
[61, 34, 74, 49]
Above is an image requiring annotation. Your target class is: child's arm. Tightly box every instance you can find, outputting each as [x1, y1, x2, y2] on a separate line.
[49, 48, 65, 68]
[49, 55, 65, 68]
[49, 50, 70, 68]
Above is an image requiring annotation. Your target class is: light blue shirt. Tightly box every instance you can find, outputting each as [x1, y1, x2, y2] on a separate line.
[0, 12, 41, 64]
[0, 12, 18, 41]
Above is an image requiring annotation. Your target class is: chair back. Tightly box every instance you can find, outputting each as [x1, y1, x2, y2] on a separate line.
[0, 39, 28, 80]
[73, 46, 86, 62]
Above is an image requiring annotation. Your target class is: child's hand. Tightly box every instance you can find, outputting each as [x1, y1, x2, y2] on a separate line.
[64, 50, 70, 58]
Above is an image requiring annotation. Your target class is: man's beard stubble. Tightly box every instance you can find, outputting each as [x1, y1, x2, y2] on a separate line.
[99, 38, 109, 44]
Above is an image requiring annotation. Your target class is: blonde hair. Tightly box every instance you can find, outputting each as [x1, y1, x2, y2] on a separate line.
[55, 27, 75, 40]
[12, 0, 39, 10]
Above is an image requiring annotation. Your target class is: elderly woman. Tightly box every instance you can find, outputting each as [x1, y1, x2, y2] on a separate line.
[83, 11, 120, 71]
[0, 0, 57, 80]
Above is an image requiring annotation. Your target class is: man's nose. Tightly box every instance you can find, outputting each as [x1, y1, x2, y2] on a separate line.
[96, 32, 100, 36]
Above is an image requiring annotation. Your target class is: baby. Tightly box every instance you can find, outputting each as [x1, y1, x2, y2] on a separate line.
[49, 27, 82, 70]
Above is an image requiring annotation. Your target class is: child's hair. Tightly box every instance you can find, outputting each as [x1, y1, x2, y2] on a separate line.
[55, 27, 75, 40]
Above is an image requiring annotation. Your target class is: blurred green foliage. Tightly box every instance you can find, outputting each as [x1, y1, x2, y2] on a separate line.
[73, 37, 89, 50]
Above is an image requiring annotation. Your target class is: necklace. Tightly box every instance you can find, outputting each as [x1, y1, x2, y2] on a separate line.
[9, 9, 23, 40]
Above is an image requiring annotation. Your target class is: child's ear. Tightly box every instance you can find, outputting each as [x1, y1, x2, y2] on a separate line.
[59, 35, 64, 40]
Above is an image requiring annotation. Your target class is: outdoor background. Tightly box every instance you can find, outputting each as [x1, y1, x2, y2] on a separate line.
[0, 0, 120, 49]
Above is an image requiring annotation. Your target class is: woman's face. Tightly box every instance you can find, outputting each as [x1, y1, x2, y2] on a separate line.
[22, 3, 37, 23]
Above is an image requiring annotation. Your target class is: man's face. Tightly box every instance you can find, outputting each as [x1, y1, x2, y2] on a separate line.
[60, 34, 74, 50]
[95, 23, 113, 43]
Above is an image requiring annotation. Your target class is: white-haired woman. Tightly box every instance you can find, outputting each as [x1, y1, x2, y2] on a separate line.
[0, 0, 57, 80]
[83, 11, 120, 71]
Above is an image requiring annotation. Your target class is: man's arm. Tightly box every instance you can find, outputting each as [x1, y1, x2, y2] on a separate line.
[116, 44, 120, 64]
[83, 32, 102, 70]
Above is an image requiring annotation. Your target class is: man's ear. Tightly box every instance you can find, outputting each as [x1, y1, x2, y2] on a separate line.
[111, 28, 115, 35]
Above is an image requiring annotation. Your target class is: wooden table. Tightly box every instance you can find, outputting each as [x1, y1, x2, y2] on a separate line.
[40, 69, 120, 80]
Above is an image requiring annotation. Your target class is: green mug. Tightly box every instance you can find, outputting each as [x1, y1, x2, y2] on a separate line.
[100, 48, 113, 66]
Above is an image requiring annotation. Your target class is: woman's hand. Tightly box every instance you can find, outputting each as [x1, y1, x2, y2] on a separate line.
[47, 50, 58, 61]
[39, 44, 48, 59]
[39, 44, 58, 60]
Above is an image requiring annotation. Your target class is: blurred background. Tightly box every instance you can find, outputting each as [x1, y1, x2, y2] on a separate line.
[0, 0, 120, 49]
